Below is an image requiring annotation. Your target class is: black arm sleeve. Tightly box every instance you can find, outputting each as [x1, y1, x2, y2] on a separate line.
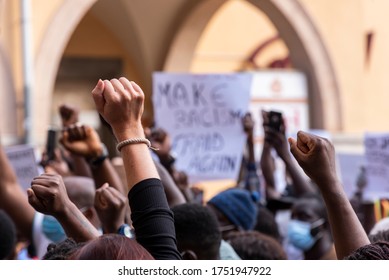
[128, 178, 182, 260]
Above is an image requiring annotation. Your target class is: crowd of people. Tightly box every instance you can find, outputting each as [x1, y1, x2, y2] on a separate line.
[1, 77, 389, 260]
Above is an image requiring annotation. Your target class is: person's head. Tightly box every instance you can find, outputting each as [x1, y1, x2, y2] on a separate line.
[43, 238, 84, 260]
[69, 234, 154, 260]
[369, 230, 389, 243]
[369, 217, 389, 236]
[288, 194, 330, 254]
[344, 241, 389, 260]
[172, 203, 221, 260]
[207, 188, 257, 239]
[254, 206, 281, 242]
[40, 176, 100, 245]
[63, 176, 99, 227]
[0, 210, 17, 260]
[227, 231, 287, 260]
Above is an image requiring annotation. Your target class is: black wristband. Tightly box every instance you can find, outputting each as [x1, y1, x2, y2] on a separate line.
[88, 143, 108, 168]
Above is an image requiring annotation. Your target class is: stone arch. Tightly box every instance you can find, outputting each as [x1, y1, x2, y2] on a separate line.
[0, 40, 18, 144]
[34, 0, 97, 145]
[164, 0, 341, 131]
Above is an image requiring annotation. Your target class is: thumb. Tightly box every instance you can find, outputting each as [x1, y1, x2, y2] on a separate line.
[296, 131, 311, 153]
[27, 188, 41, 209]
[59, 130, 69, 145]
[92, 79, 105, 113]
[288, 137, 304, 163]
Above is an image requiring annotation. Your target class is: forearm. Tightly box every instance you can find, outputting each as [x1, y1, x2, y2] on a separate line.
[129, 179, 181, 260]
[115, 128, 160, 190]
[91, 159, 127, 195]
[0, 146, 35, 240]
[70, 154, 93, 178]
[319, 180, 370, 259]
[57, 203, 100, 242]
[0, 146, 19, 185]
[247, 134, 255, 163]
[260, 146, 276, 191]
[283, 156, 315, 196]
[154, 161, 186, 206]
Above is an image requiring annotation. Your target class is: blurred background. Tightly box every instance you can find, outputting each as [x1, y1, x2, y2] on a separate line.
[0, 0, 387, 153]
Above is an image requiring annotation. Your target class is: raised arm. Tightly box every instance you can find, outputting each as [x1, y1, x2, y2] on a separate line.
[59, 104, 93, 178]
[60, 124, 126, 195]
[263, 110, 315, 196]
[0, 141, 35, 241]
[91, 78, 181, 260]
[289, 131, 370, 259]
[28, 173, 99, 242]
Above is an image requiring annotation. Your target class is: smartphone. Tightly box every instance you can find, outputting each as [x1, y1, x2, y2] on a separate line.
[268, 111, 283, 131]
[46, 128, 57, 161]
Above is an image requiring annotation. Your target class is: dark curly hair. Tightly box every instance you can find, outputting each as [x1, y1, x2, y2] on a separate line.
[344, 241, 389, 260]
[43, 238, 84, 260]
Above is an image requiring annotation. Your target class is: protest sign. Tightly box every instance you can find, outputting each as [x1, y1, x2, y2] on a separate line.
[5, 145, 40, 192]
[153, 73, 252, 183]
[337, 153, 365, 198]
[363, 133, 389, 199]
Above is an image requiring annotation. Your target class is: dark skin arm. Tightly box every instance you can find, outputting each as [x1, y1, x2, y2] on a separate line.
[60, 124, 126, 195]
[262, 110, 315, 196]
[289, 131, 370, 259]
[59, 104, 92, 178]
[154, 160, 186, 206]
[28, 173, 99, 242]
[0, 141, 35, 242]
[94, 183, 127, 234]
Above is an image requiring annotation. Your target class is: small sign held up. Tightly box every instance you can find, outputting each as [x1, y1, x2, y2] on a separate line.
[363, 133, 389, 199]
[5, 145, 40, 192]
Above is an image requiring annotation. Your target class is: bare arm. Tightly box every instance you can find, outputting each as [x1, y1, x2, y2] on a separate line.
[263, 110, 314, 196]
[289, 131, 370, 259]
[60, 125, 126, 194]
[154, 160, 186, 206]
[91, 78, 181, 259]
[0, 143, 35, 241]
[92, 78, 159, 189]
[58, 104, 92, 178]
[28, 173, 99, 242]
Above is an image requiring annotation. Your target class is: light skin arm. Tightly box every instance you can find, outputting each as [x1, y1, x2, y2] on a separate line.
[0, 142, 35, 241]
[289, 131, 370, 259]
[28, 173, 99, 242]
[91, 78, 159, 190]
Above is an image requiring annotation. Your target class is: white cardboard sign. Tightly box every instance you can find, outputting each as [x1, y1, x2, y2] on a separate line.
[153, 73, 252, 183]
[5, 145, 39, 192]
[364, 133, 389, 199]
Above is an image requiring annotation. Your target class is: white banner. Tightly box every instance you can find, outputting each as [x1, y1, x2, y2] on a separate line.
[364, 133, 389, 199]
[337, 153, 365, 198]
[153, 73, 252, 183]
[5, 145, 39, 192]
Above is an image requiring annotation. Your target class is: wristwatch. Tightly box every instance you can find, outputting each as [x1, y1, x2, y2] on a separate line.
[88, 143, 108, 168]
[117, 224, 134, 238]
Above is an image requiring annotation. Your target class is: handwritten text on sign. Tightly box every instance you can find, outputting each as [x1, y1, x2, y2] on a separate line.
[153, 73, 252, 183]
[364, 133, 389, 199]
[5, 145, 39, 192]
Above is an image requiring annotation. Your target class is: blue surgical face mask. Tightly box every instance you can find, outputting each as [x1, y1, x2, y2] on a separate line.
[287, 219, 324, 251]
[42, 215, 66, 243]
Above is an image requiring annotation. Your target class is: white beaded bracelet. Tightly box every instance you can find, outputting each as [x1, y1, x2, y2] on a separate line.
[116, 138, 159, 152]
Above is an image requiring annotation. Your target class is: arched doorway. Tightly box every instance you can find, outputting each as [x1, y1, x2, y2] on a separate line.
[164, 0, 341, 131]
[0, 41, 18, 144]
